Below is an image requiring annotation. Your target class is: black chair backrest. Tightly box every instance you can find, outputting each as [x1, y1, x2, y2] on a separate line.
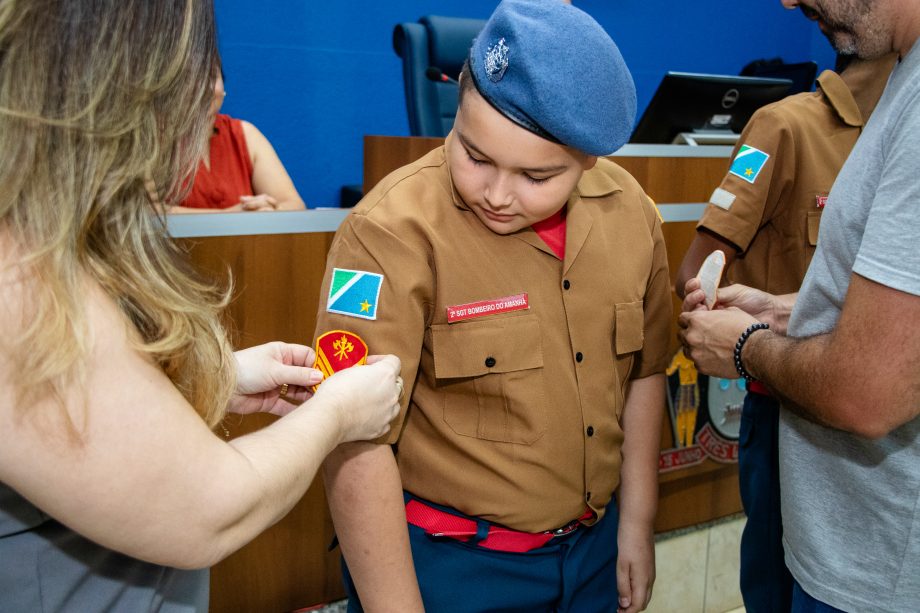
[393, 15, 486, 137]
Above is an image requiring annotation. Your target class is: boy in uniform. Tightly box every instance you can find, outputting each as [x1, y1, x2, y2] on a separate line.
[675, 52, 895, 613]
[317, 2, 671, 611]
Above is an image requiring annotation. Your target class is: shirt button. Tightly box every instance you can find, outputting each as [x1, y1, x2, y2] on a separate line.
[586, 492, 592, 502]
[575, 352, 584, 363]
[586, 426, 595, 437]
[563, 279, 571, 290]
[485, 356, 496, 368]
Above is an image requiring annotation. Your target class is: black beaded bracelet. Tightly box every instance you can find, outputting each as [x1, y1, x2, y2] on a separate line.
[734, 322, 770, 382]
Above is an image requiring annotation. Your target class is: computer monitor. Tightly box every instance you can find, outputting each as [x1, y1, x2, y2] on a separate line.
[742, 60, 818, 95]
[630, 72, 793, 145]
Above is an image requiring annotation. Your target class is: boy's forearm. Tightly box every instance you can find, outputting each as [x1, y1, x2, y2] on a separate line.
[323, 442, 424, 613]
[617, 374, 664, 525]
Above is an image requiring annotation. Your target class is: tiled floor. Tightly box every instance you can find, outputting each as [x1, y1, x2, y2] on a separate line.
[645, 515, 745, 613]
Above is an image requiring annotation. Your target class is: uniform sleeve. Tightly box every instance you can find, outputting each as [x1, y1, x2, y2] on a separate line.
[314, 213, 434, 444]
[632, 195, 673, 379]
[698, 107, 794, 253]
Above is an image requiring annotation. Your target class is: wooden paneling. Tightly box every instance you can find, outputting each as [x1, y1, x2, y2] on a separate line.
[363, 135, 443, 192]
[613, 156, 727, 204]
[179, 233, 345, 613]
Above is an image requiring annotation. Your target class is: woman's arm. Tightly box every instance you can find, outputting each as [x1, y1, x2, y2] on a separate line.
[0, 280, 399, 569]
[242, 120, 305, 211]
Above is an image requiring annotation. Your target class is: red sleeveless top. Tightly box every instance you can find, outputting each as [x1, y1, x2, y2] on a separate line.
[181, 114, 254, 209]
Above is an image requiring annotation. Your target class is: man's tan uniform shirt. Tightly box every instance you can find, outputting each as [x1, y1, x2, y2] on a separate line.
[700, 64, 893, 294]
[314, 142, 672, 532]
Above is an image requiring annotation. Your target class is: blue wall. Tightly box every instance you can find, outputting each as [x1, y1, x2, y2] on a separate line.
[215, 1, 837, 207]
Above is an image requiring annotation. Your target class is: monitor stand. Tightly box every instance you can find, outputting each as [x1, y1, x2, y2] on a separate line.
[672, 130, 740, 146]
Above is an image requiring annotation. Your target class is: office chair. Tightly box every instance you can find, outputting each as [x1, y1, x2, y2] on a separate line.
[393, 15, 486, 137]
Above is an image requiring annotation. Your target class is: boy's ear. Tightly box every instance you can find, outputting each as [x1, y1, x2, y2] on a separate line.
[582, 155, 598, 171]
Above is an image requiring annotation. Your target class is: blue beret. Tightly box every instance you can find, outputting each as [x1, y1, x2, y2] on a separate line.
[469, 0, 636, 156]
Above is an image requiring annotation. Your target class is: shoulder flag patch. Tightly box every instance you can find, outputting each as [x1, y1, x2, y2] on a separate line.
[326, 268, 383, 320]
[728, 145, 769, 184]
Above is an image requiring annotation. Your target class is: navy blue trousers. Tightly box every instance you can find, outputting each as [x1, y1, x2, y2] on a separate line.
[791, 580, 846, 613]
[342, 494, 621, 613]
[739, 391, 793, 613]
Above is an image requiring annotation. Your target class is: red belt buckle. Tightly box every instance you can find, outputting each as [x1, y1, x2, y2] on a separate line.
[547, 519, 580, 537]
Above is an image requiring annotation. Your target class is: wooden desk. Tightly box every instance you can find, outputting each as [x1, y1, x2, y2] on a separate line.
[171, 137, 738, 611]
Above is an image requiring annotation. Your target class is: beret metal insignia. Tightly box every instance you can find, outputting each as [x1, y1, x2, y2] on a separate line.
[484, 37, 509, 82]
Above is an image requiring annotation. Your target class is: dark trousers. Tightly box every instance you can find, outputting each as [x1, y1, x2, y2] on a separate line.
[739, 391, 793, 612]
[342, 493, 621, 613]
[791, 580, 846, 612]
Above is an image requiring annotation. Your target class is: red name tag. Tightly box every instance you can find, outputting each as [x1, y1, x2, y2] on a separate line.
[816, 195, 828, 208]
[446, 293, 529, 323]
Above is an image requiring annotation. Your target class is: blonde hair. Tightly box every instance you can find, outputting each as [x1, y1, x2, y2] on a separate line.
[0, 0, 235, 429]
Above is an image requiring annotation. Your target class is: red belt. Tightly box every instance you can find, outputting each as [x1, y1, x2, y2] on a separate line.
[405, 499, 594, 553]
[747, 380, 772, 397]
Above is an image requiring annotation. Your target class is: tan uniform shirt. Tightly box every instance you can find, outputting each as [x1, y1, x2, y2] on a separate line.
[315, 143, 672, 532]
[699, 64, 892, 294]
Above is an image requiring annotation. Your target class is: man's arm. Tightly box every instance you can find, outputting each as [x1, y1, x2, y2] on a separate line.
[745, 273, 920, 438]
[615, 373, 664, 613]
[681, 272, 920, 438]
[674, 229, 738, 299]
[323, 443, 424, 612]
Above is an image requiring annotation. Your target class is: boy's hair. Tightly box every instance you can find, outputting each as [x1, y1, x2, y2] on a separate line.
[0, 0, 235, 429]
[458, 61, 476, 106]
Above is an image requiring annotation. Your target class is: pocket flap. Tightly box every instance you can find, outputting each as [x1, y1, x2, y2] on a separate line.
[615, 300, 645, 355]
[432, 315, 544, 378]
[807, 210, 822, 246]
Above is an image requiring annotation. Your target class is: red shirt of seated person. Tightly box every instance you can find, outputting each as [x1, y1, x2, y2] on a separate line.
[172, 74, 305, 213]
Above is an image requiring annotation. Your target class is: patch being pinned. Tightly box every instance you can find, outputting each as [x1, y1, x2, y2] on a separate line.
[311, 330, 369, 392]
[326, 268, 383, 320]
[728, 145, 769, 184]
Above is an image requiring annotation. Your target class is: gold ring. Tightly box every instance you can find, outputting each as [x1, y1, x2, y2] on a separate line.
[278, 383, 298, 405]
[396, 378, 404, 399]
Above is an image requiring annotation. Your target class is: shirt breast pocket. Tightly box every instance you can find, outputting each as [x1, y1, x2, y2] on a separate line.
[613, 300, 645, 397]
[807, 210, 822, 247]
[431, 314, 546, 445]
[615, 300, 645, 355]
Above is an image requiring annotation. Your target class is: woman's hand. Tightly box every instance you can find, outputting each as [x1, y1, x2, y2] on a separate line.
[230, 342, 323, 416]
[312, 354, 403, 443]
[239, 193, 278, 211]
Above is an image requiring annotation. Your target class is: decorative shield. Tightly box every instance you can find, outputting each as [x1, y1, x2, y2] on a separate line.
[311, 330, 369, 392]
[706, 376, 745, 440]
